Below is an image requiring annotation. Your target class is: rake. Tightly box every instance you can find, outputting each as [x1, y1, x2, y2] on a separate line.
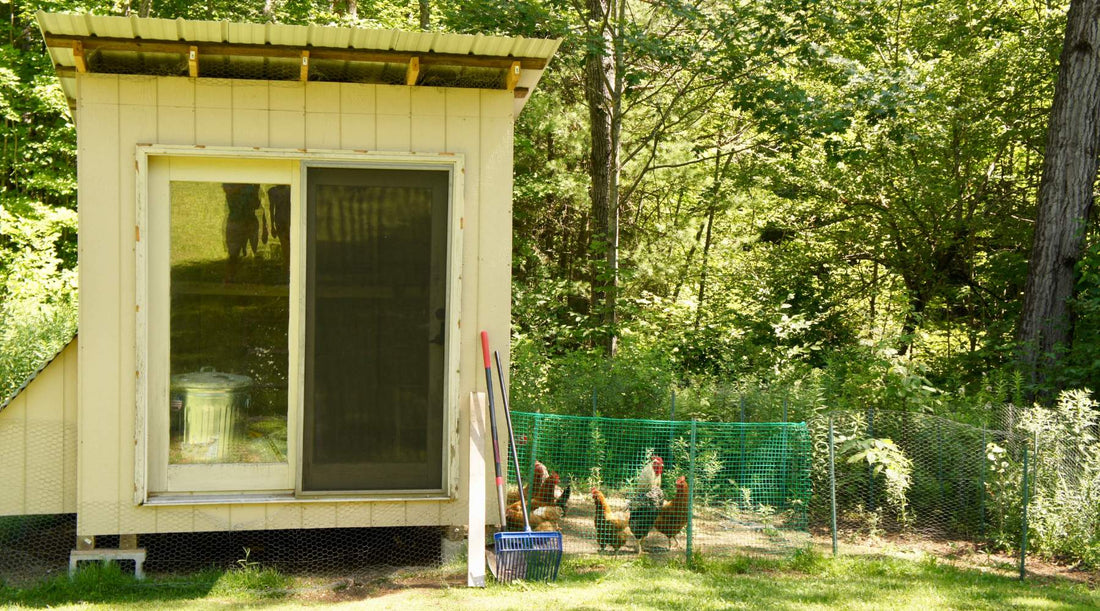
[480, 332, 562, 583]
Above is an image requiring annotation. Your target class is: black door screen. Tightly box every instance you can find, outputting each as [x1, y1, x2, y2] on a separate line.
[303, 167, 449, 492]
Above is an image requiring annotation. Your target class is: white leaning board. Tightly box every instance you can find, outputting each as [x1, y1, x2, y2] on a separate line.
[467, 392, 486, 587]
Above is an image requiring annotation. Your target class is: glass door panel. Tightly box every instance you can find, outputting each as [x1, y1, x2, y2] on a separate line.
[148, 156, 297, 495]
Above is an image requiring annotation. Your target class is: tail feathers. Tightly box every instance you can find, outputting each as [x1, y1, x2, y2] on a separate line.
[557, 485, 572, 513]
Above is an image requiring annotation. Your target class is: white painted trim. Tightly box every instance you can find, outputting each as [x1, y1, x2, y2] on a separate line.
[467, 391, 487, 587]
[143, 493, 452, 506]
[134, 147, 149, 505]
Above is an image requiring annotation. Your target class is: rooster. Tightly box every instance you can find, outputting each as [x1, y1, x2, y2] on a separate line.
[591, 488, 630, 553]
[653, 475, 690, 549]
[628, 455, 664, 552]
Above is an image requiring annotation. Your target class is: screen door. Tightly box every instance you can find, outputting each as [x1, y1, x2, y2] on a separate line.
[303, 167, 449, 492]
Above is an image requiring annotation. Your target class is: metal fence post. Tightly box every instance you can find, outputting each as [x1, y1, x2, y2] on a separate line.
[1019, 442, 1029, 581]
[687, 418, 697, 567]
[866, 405, 876, 511]
[739, 395, 746, 488]
[979, 429, 987, 539]
[667, 390, 677, 473]
[829, 414, 838, 558]
[528, 412, 542, 490]
[936, 419, 945, 504]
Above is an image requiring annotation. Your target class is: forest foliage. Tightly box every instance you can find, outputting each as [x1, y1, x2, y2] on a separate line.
[2, 0, 1100, 570]
[0, 0, 1092, 420]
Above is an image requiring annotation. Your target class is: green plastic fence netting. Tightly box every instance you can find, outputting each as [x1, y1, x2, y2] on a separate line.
[504, 412, 812, 559]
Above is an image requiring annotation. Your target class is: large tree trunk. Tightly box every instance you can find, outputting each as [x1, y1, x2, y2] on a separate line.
[584, 0, 618, 355]
[1017, 0, 1100, 390]
[419, 0, 430, 30]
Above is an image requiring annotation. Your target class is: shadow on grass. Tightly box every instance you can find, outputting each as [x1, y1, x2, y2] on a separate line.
[498, 550, 1099, 610]
[3, 551, 1097, 610]
[0, 562, 290, 609]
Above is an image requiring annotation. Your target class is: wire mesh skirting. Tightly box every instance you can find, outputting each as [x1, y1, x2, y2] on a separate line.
[0, 516, 443, 585]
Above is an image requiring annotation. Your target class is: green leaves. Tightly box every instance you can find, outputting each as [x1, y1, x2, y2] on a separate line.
[841, 437, 913, 517]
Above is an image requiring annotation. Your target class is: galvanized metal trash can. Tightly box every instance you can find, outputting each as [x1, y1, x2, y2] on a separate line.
[170, 367, 251, 463]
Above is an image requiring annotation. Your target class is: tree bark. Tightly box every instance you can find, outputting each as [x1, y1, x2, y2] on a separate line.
[138, 0, 153, 18]
[1017, 0, 1100, 390]
[584, 0, 618, 355]
[419, 0, 431, 30]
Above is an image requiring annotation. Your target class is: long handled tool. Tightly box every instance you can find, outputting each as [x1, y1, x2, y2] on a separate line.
[492, 348, 563, 583]
[480, 332, 509, 535]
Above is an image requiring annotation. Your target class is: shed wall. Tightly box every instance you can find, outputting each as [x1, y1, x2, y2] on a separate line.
[76, 74, 513, 536]
[0, 339, 78, 517]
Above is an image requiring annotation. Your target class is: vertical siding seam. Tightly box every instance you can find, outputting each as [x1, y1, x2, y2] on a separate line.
[115, 89, 125, 536]
[21, 394, 27, 515]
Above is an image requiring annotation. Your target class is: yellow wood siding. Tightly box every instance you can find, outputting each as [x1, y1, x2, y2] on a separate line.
[0, 339, 78, 516]
[76, 74, 513, 535]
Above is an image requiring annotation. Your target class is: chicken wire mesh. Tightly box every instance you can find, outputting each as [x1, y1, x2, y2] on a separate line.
[0, 510, 446, 587]
[809, 409, 1003, 543]
[502, 411, 812, 560]
[808, 404, 1100, 578]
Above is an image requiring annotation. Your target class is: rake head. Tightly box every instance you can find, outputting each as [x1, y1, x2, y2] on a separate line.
[493, 531, 563, 583]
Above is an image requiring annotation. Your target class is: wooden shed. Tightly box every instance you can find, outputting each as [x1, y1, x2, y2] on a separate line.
[0, 11, 558, 582]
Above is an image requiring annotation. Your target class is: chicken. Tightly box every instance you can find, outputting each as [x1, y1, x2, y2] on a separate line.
[628, 455, 665, 551]
[532, 472, 572, 514]
[653, 475, 690, 548]
[530, 471, 558, 508]
[507, 503, 564, 532]
[505, 471, 571, 531]
[507, 461, 548, 505]
[591, 488, 630, 553]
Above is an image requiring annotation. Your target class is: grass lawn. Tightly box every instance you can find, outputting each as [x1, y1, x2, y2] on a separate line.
[1, 550, 1096, 610]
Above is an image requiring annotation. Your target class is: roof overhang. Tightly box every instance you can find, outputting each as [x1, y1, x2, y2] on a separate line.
[37, 12, 560, 120]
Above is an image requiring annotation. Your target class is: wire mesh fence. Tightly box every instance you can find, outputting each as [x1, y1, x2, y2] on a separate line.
[4, 395, 1099, 588]
[809, 409, 1004, 543]
[503, 411, 812, 560]
[809, 399, 1100, 577]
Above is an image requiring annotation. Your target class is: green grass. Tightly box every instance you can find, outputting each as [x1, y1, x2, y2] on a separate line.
[1, 550, 1096, 610]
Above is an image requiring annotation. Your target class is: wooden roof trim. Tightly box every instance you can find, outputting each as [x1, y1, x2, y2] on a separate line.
[43, 34, 549, 70]
[0, 333, 77, 413]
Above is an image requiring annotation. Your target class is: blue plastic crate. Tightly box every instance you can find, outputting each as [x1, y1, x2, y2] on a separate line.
[493, 530, 563, 583]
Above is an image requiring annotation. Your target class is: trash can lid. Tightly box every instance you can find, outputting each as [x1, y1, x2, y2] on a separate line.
[171, 367, 252, 391]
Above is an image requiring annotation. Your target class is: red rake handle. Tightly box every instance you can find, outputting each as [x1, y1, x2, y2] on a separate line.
[481, 330, 492, 369]
[481, 331, 508, 529]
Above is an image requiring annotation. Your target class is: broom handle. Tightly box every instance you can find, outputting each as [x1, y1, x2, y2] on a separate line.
[495, 350, 531, 532]
[481, 332, 509, 530]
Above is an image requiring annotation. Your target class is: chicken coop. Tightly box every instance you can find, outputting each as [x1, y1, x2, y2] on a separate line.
[0, 11, 558, 585]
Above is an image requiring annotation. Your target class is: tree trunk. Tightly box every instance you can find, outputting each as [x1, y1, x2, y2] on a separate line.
[584, 0, 618, 355]
[419, 0, 431, 30]
[1017, 0, 1100, 390]
[138, 0, 153, 18]
[694, 205, 715, 330]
